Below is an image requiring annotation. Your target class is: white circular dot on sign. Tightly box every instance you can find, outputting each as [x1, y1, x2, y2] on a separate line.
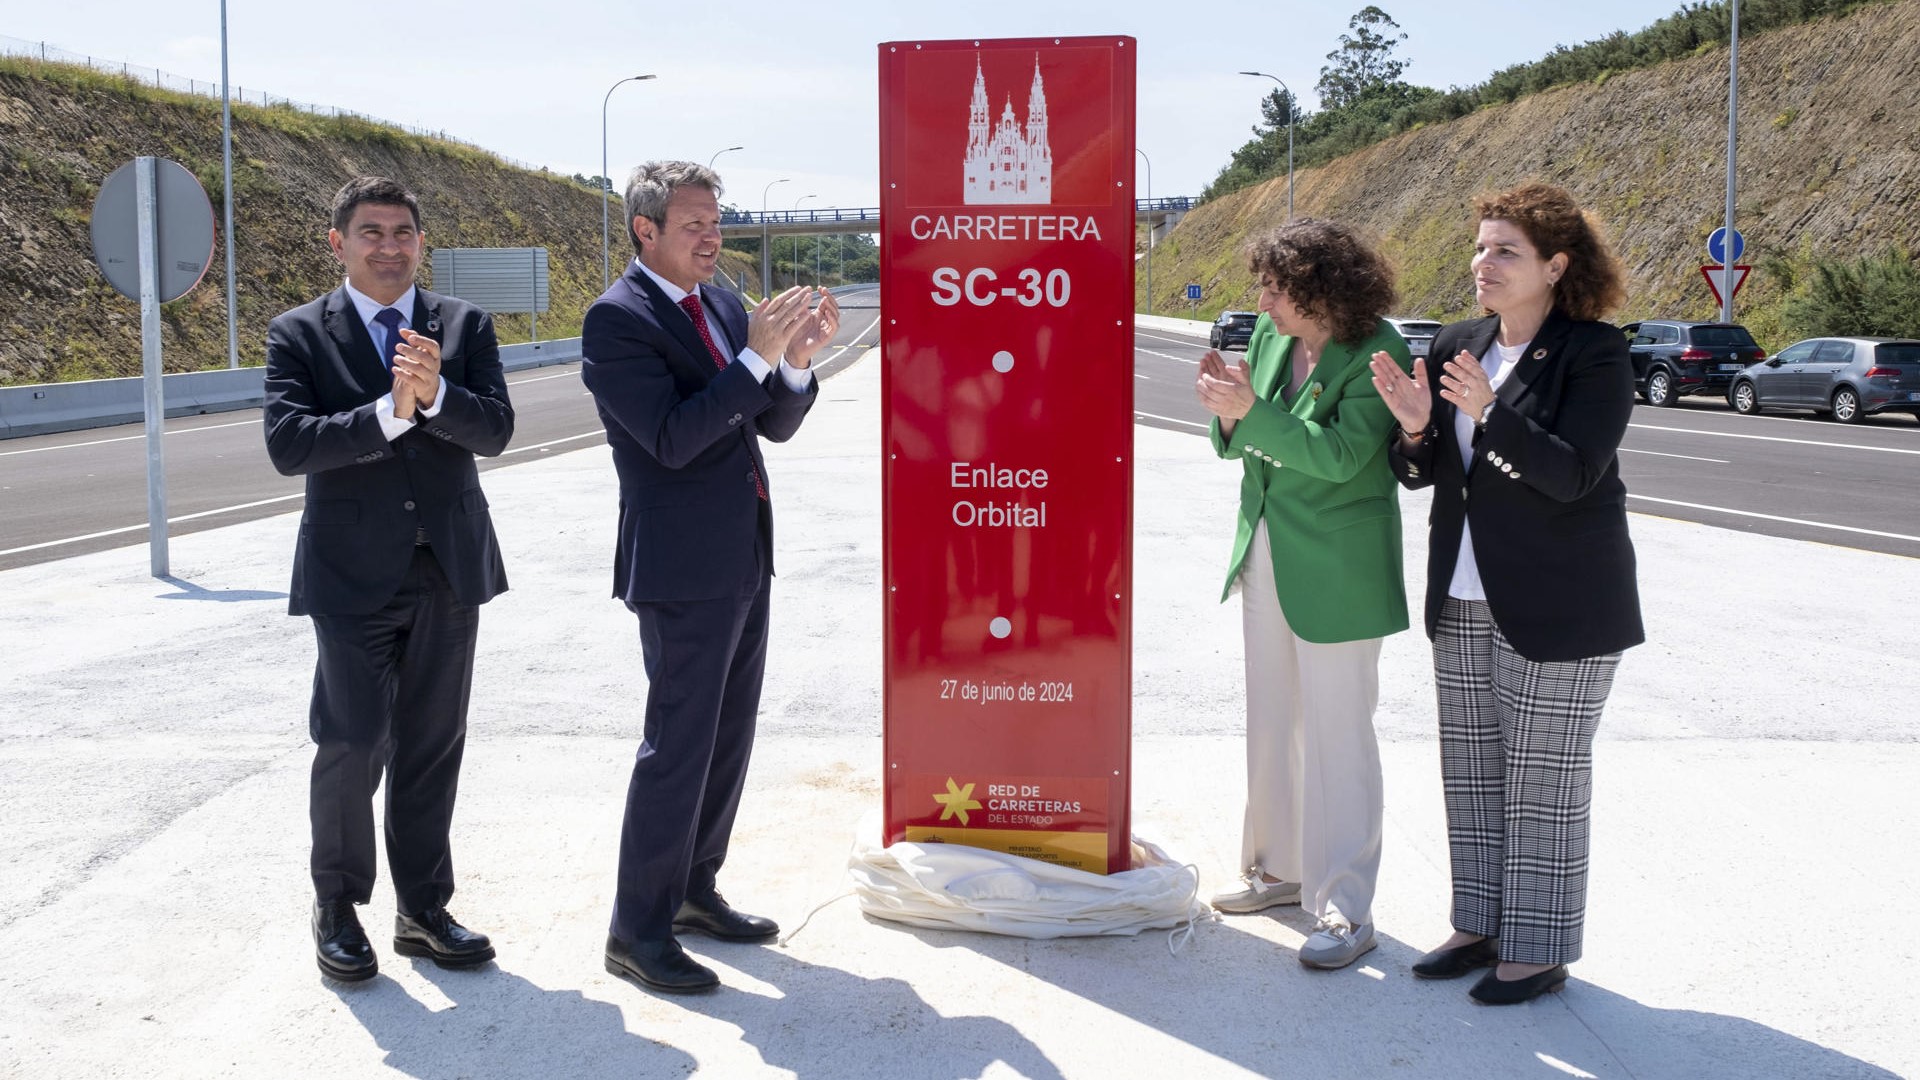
[992, 350, 1015, 373]
[989, 617, 1012, 639]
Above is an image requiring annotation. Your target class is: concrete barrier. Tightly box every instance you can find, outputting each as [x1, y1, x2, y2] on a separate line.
[0, 337, 582, 440]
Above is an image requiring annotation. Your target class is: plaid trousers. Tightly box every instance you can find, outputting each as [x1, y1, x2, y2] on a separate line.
[1434, 598, 1621, 965]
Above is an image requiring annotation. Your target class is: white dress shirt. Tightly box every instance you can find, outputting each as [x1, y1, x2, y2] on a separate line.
[632, 259, 814, 393]
[1446, 338, 1528, 601]
[342, 281, 447, 442]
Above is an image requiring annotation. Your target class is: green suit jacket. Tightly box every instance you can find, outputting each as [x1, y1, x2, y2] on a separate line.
[1210, 315, 1413, 644]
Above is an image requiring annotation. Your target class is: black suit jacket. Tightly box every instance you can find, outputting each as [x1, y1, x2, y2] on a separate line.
[581, 263, 817, 603]
[1389, 310, 1644, 662]
[264, 287, 513, 616]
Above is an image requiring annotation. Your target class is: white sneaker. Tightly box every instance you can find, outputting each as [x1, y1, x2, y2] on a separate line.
[1299, 919, 1377, 969]
[1209, 869, 1302, 914]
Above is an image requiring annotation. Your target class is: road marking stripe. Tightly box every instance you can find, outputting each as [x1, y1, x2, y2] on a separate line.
[508, 369, 581, 384]
[1620, 448, 1730, 464]
[0, 493, 306, 557]
[1137, 348, 1198, 365]
[1628, 422, 1920, 456]
[1136, 330, 1209, 347]
[1628, 494, 1920, 544]
[1136, 411, 1208, 430]
[499, 430, 604, 455]
[0, 417, 260, 456]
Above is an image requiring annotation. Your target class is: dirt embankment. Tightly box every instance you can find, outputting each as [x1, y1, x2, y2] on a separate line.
[1146, 0, 1920, 346]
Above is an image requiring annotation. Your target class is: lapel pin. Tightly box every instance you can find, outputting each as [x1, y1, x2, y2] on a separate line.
[1531, 347, 1547, 360]
[1310, 383, 1324, 400]
[426, 318, 441, 334]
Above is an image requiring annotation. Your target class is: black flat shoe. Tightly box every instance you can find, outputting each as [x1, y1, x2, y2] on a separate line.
[673, 893, 778, 942]
[1469, 964, 1569, 1005]
[393, 907, 496, 968]
[314, 899, 377, 982]
[1411, 937, 1500, 980]
[605, 935, 719, 994]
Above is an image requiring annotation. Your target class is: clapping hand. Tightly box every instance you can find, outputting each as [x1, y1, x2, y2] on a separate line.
[745, 286, 815, 361]
[391, 328, 441, 415]
[784, 289, 841, 370]
[1369, 351, 1432, 433]
[1195, 349, 1256, 422]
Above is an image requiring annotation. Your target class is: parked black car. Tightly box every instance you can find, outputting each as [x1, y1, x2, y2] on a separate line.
[1209, 311, 1258, 351]
[1728, 337, 1920, 423]
[1620, 320, 1767, 406]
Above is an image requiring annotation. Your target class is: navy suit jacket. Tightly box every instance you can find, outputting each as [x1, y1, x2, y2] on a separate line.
[264, 286, 514, 616]
[1388, 309, 1644, 662]
[581, 263, 817, 603]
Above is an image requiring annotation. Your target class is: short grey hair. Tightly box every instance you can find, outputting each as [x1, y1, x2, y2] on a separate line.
[623, 160, 723, 255]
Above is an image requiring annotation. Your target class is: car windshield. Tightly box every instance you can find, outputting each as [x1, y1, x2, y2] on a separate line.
[1875, 343, 1920, 364]
[1228, 315, 1257, 328]
[1690, 326, 1759, 347]
[1397, 322, 1442, 335]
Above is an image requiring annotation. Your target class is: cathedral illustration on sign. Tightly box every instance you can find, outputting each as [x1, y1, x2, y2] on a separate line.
[963, 55, 1053, 206]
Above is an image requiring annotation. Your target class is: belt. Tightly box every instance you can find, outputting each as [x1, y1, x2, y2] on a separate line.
[414, 526, 431, 547]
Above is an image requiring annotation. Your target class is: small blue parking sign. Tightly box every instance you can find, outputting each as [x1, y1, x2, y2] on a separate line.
[1708, 227, 1745, 264]
[1185, 283, 1202, 301]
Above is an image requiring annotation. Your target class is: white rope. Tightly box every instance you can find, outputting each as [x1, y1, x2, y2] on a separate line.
[776, 889, 855, 948]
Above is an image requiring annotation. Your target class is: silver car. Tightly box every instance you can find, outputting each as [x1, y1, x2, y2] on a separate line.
[1386, 318, 1443, 360]
[1728, 337, 1920, 423]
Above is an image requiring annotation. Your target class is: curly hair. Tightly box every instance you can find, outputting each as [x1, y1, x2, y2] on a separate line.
[1472, 182, 1625, 322]
[1244, 218, 1397, 346]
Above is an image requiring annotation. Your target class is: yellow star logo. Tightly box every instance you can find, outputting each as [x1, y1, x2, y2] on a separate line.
[932, 778, 983, 826]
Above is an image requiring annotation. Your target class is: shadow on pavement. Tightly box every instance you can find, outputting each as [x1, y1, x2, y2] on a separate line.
[156, 575, 287, 602]
[332, 958, 696, 1078]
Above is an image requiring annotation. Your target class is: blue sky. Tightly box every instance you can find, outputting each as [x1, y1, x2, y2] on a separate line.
[6, 0, 1713, 210]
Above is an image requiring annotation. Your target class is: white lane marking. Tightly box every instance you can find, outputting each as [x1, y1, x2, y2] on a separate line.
[1137, 330, 1210, 348]
[1629, 422, 1920, 456]
[1629, 494, 1920, 545]
[1134, 373, 1151, 380]
[1137, 348, 1198, 365]
[500, 430, 604, 455]
[508, 369, 582, 384]
[1136, 411, 1208, 430]
[813, 314, 884, 371]
[0, 417, 259, 457]
[1620, 448, 1730, 464]
[0, 493, 305, 556]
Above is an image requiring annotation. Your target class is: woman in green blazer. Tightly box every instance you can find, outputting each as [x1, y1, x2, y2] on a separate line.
[1195, 218, 1412, 970]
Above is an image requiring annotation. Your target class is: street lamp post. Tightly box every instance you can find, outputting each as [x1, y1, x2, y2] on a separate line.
[219, 0, 237, 369]
[708, 145, 743, 170]
[1239, 71, 1294, 219]
[820, 208, 832, 284]
[602, 74, 656, 291]
[1136, 147, 1152, 316]
[792, 194, 817, 289]
[761, 178, 789, 299]
[1722, 0, 1741, 323]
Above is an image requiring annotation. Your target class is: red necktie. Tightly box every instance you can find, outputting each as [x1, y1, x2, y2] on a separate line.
[679, 294, 768, 501]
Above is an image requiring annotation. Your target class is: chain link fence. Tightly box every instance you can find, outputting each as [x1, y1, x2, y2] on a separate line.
[0, 34, 543, 173]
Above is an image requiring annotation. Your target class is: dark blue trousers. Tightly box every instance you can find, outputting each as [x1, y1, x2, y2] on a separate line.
[611, 574, 771, 942]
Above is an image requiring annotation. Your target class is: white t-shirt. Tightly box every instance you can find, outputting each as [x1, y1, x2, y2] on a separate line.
[1446, 339, 1529, 601]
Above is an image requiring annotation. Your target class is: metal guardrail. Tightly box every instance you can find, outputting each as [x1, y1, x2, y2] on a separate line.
[720, 197, 1198, 228]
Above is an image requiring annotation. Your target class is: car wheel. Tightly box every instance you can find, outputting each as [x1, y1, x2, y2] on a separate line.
[1832, 386, 1862, 423]
[1647, 368, 1676, 407]
[1210, 329, 1221, 349]
[1731, 380, 1761, 415]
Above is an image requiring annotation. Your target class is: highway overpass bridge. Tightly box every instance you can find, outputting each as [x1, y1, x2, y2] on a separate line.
[718, 197, 1198, 239]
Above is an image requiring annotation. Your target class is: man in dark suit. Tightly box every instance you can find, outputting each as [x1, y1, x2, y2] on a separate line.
[582, 160, 838, 994]
[264, 176, 514, 982]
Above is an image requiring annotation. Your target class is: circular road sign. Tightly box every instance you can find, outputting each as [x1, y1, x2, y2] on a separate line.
[90, 158, 217, 303]
[1708, 226, 1745, 265]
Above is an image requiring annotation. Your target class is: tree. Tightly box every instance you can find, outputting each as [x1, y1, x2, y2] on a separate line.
[1316, 6, 1410, 111]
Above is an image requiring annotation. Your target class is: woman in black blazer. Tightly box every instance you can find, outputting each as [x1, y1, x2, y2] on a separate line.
[1368, 182, 1644, 1005]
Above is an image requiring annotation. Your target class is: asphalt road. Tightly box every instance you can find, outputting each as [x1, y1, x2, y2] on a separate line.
[5, 299, 1916, 570]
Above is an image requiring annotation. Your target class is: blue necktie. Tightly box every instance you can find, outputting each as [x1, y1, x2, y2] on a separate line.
[372, 307, 406, 369]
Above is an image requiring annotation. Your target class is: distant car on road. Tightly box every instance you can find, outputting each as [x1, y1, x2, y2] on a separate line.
[1385, 318, 1443, 360]
[1620, 320, 1767, 406]
[1209, 311, 1258, 351]
[1728, 337, 1920, 423]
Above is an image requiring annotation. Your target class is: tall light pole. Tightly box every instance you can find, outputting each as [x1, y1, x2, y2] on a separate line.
[1721, 0, 1741, 323]
[219, 0, 237, 368]
[1240, 71, 1294, 219]
[761, 178, 789, 299]
[601, 74, 656, 291]
[820, 207, 832, 284]
[1136, 147, 1152, 316]
[791, 194, 817, 288]
[708, 145, 743, 170]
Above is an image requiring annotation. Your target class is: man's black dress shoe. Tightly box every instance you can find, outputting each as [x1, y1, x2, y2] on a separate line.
[314, 899, 377, 982]
[393, 907, 497, 968]
[1469, 964, 1570, 1005]
[1411, 936, 1500, 980]
[604, 935, 719, 994]
[673, 893, 778, 943]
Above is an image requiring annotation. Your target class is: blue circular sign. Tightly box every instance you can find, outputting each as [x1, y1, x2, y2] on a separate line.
[1708, 227, 1745, 264]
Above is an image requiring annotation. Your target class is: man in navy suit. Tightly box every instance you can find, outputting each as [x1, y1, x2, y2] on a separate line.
[583, 160, 839, 994]
[264, 176, 514, 982]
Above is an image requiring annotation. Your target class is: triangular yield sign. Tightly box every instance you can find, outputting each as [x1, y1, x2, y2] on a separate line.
[1700, 264, 1752, 308]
